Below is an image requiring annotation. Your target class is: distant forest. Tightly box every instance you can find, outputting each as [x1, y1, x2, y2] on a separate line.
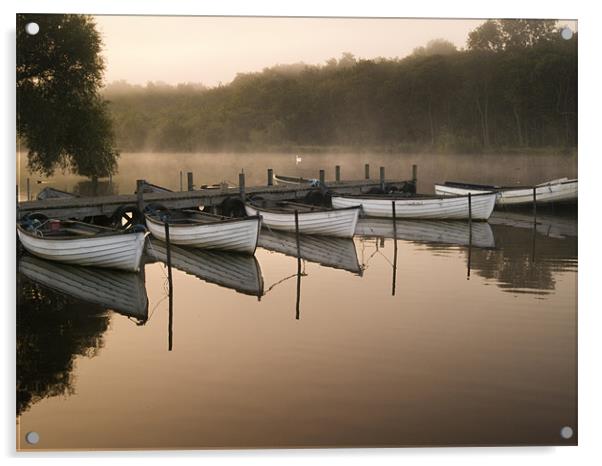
[104, 20, 577, 153]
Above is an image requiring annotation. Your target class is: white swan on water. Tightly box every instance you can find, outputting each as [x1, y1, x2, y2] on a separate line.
[295, 155, 302, 164]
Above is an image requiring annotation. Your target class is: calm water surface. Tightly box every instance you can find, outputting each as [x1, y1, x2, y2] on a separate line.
[16, 152, 577, 449]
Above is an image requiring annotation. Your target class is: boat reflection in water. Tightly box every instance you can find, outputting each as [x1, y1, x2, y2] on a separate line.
[16, 255, 149, 416]
[468, 211, 577, 295]
[258, 229, 362, 275]
[354, 218, 495, 249]
[145, 238, 264, 298]
[18, 254, 149, 322]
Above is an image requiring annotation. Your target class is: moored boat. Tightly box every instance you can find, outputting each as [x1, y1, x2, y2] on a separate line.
[18, 254, 148, 322]
[17, 218, 148, 272]
[245, 201, 360, 238]
[331, 192, 496, 220]
[434, 178, 577, 205]
[273, 174, 320, 187]
[144, 207, 261, 255]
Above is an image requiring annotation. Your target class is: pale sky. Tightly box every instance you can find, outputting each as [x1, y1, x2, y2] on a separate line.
[94, 16, 577, 87]
[94, 16, 486, 86]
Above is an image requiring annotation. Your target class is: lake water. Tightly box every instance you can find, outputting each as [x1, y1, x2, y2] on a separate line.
[16, 152, 577, 449]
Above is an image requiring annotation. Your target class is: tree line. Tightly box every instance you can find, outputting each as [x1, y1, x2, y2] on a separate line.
[105, 20, 576, 154]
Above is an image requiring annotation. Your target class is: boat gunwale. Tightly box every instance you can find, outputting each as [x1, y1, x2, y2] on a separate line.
[246, 203, 360, 215]
[144, 211, 261, 228]
[333, 192, 497, 201]
[438, 179, 578, 191]
[16, 222, 142, 241]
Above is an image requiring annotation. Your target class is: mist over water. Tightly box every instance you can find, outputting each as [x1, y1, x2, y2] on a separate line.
[18, 151, 577, 199]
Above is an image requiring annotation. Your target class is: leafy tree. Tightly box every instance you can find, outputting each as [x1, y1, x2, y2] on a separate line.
[468, 19, 557, 52]
[17, 14, 118, 178]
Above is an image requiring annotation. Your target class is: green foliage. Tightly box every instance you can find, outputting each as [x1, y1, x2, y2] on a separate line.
[17, 14, 118, 178]
[104, 21, 577, 153]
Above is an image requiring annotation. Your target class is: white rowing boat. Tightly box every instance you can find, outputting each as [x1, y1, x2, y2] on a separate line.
[273, 174, 320, 187]
[146, 238, 264, 297]
[258, 229, 362, 275]
[434, 178, 577, 205]
[331, 192, 496, 220]
[354, 218, 495, 248]
[245, 201, 360, 238]
[17, 219, 148, 272]
[18, 254, 149, 321]
[145, 208, 261, 255]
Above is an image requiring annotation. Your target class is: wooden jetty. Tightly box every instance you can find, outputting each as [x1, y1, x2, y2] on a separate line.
[17, 167, 416, 221]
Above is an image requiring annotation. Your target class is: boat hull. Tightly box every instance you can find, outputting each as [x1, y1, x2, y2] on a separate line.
[17, 228, 148, 272]
[145, 215, 260, 255]
[245, 205, 360, 238]
[331, 194, 496, 220]
[435, 179, 577, 205]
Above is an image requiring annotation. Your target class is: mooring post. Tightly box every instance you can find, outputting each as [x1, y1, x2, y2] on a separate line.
[239, 172, 246, 200]
[467, 192, 472, 279]
[532, 186, 537, 220]
[392, 200, 398, 296]
[365, 163, 370, 180]
[294, 209, 301, 320]
[412, 164, 418, 184]
[136, 179, 145, 214]
[179, 171, 183, 191]
[267, 168, 273, 186]
[164, 221, 174, 351]
[294, 209, 301, 258]
[319, 169, 325, 186]
[380, 167, 385, 192]
[468, 192, 472, 226]
[26, 178, 30, 201]
[335, 165, 341, 182]
[187, 172, 194, 191]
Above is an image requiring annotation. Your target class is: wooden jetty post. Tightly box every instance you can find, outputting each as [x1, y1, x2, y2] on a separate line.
[412, 164, 418, 184]
[187, 172, 194, 191]
[267, 168, 273, 186]
[365, 163, 370, 180]
[380, 167, 385, 192]
[531, 187, 537, 263]
[467, 192, 472, 279]
[239, 172, 246, 200]
[26, 178, 30, 201]
[319, 169, 325, 186]
[136, 179, 145, 213]
[164, 221, 174, 351]
[294, 209, 301, 320]
[392, 201, 398, 296]
[335, 165, 341, 182]
[179, 171, 183, 191]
